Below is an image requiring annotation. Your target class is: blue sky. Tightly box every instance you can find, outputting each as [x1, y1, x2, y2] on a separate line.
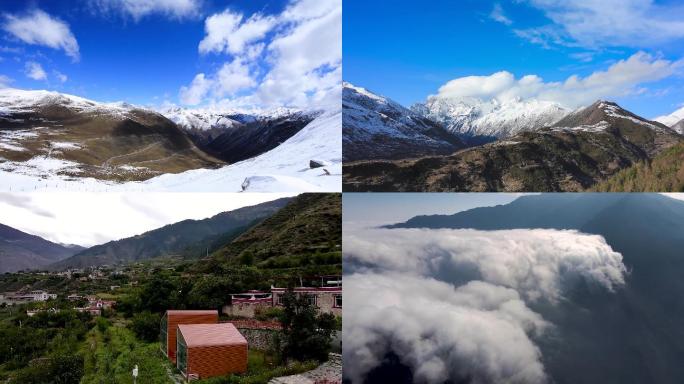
[344, 0, 684, 118]
[0, 0, 341, 109]
[343, 193, 524, 227]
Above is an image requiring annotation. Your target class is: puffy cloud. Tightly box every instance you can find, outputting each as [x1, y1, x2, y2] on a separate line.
[91, 0, 202, 21]
[257, 0, 342, 107]
[515, 0, 684, 49]
[490, 3, 512, 25]
[2, 9, 79, 61]
[24, 61, 47, 81]
[198, 10, 276, 55]
[343, 227, 627, 383]
[433, 52, 681, 108]
[180, 0, 341, 109]
[179, 73, 211, 105]
[345, 228, 626, 302]
[178, 60, 255, 105]
[344, 272, 549, 384]
[214, 60, 256, 97]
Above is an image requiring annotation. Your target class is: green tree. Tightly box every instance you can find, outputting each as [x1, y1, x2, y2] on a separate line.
[131, 311, 161, 343]
[280, 291, 334, 362]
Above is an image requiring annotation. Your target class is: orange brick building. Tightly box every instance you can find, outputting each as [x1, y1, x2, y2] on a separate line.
[160, 310, 218, 362]
[176, 323, 248, 380]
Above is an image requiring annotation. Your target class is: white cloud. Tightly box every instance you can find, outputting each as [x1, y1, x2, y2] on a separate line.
[490, 3, 512, 25]
[344, 228, 626, 302]
[179, 73, 211, 105]
[25, 61, 47, 81]
[92, 0, 202, 21]
[215, 59, 256, 96]
[516, 0, 684, 49]
[2, 9, 80, 61]
[344, 272, 549, 384]
[54, 70, 67, 83]
[180, 0, 342, 109]
[343, 227, 627, 383]
[198, 10, 276, 55]
[0, 192, 294, 247]
[433, 52, 681, 108]
[178, 60, 255, 105]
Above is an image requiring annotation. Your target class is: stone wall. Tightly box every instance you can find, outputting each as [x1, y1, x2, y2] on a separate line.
[238, 327, 280, 351]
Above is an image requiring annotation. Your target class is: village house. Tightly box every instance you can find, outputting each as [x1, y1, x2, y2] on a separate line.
[27, 308, 60, 317]
[224, 276, 342, 318]
[1, 290, 57, 304]
[74, 297, 116, 316]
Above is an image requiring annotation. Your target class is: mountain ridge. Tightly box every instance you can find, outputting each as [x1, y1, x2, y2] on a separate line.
[0, 223, 81, 273]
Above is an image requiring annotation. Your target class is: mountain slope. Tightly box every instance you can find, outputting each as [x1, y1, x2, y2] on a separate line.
[592, 140, 684, 192]
[344, 101, 682, 192]
[390, 193, 684, 384]
[203, 193, 341, 270]
[0, 89, 223, 182]
[50, 197, 293, 269]
[0, 223, 80, 272]
[411, 95, 569, 141]
[163, 107, 316, 164]
[343, 83, 464, 161]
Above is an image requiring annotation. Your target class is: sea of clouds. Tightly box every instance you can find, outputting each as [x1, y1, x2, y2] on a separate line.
[343, 227, 627, 384]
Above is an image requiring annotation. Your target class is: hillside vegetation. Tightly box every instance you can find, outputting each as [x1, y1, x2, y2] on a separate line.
[204, 193, 342, 271]
[592, 141, 684, 191]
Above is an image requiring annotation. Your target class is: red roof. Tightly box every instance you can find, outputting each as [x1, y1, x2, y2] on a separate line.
[166, 310, 217, 316]
[178, 323, 247, 348]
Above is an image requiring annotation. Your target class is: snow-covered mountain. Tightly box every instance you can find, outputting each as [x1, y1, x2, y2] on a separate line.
[411, 95, 570, 141]
[1, 104, 341, 192]
[161, 106, 319, 164]
[160, 106, 305, 131]
[343, 82, 463, 161]
[654, 106, 684, 134]
[0, 88, 141, 118]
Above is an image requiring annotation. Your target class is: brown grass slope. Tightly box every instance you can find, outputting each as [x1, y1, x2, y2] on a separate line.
[0, 105, 223, 181]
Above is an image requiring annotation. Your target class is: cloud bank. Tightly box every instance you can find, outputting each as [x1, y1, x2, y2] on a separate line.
[432, 52, 681, 108]
[344, 273, 548, 384]
[1, 9, 79, 61]
[180, 0, 341, 110]
[343, 228, 627, 383]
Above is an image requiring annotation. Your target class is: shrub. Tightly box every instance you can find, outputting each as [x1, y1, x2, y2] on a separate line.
[130, 311, 160, 343]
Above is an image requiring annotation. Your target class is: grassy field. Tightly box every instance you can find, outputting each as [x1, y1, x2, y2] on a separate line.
[81, 322, 172, 384]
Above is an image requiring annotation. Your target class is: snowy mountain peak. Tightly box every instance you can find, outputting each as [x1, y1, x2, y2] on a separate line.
[654, 105, 684, 134]
[159, 105, 313, 132]
[554, 99, 674, 134]
[343, 82, 463, 161]
[0, 88, 140, 115]
[411, 95, 570, 140]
